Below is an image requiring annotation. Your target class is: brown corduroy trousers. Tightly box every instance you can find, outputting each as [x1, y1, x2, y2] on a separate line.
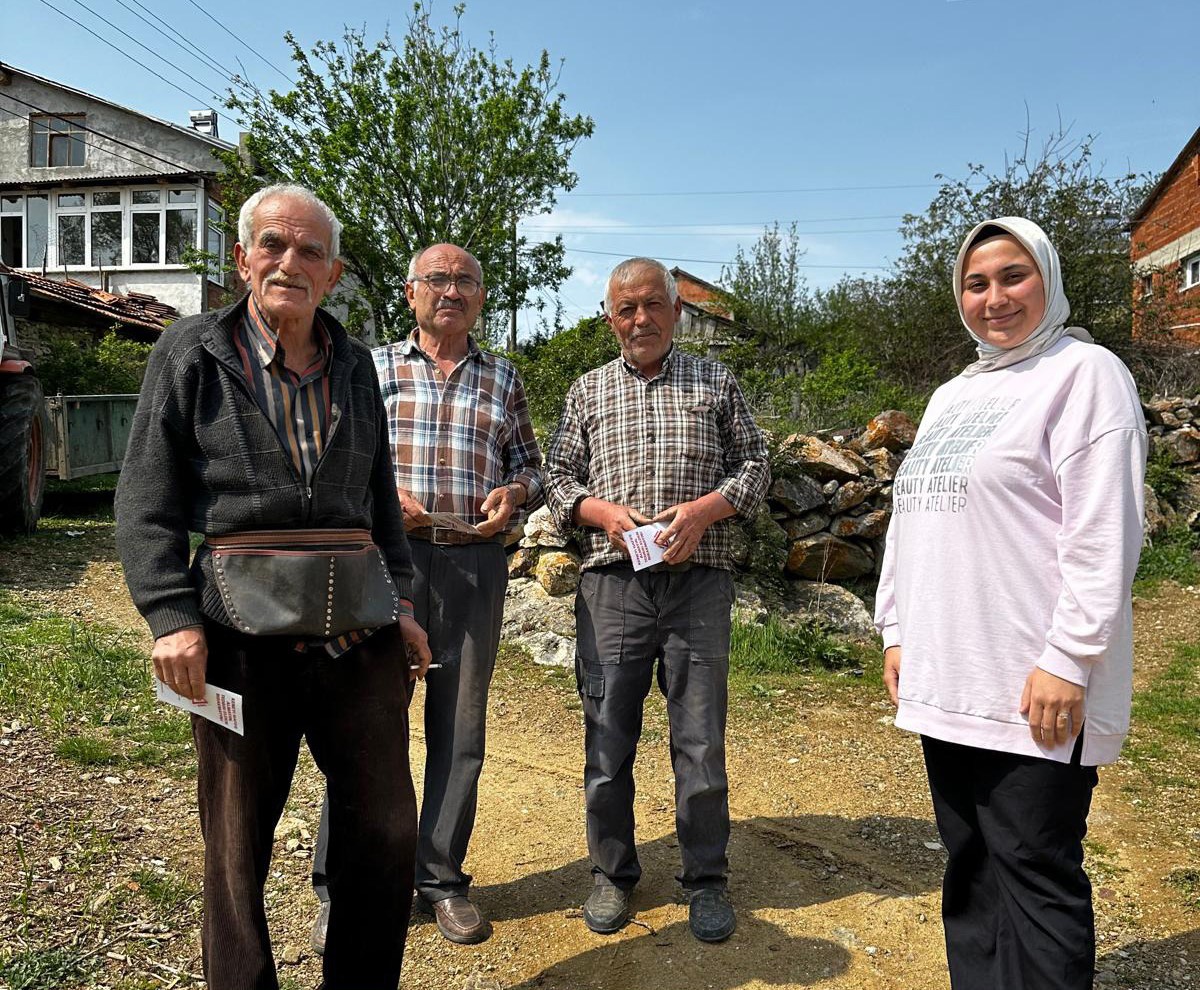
[192, 622, 416, 990]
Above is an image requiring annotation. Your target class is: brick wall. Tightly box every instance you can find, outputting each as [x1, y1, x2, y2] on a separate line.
[1132, 146, 1200, 340]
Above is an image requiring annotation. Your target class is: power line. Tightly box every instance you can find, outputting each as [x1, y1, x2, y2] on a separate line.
[562, 182, 946, 198]
[525, 227, 899, 238]
[547, 244, 892, 270]
[182, 0, 295, 86]
[111, 0, 241, 86]
[0, 105, 176, 176]
[35, 0, 235, 129]
[1, 93, 197, 174]
[522, 213, 907, 231]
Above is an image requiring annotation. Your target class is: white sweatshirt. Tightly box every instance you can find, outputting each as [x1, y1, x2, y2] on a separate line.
[874, 337, 1147, 765]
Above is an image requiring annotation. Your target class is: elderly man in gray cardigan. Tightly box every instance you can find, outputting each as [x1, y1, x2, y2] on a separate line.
[116, 184, 430, 990]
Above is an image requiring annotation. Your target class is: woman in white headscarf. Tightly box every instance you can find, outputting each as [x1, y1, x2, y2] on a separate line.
[874, 217, 1147, 990]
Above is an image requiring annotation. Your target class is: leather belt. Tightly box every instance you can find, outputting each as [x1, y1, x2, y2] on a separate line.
[408, 525, 502, 547]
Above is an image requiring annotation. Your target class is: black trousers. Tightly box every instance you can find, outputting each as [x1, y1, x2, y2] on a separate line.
[194, 622, 417, 990]
[922, 735, 1099, 990]
[574, 564, 734, 891]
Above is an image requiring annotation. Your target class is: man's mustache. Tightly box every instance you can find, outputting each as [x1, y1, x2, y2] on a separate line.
[265, 272, 313, 291]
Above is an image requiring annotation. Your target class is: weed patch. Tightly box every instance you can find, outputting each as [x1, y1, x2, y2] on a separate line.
[1135, 526, 1200, 595]
[1165, 866, 1200, 910]
[1126, 643, 1200, 785]
[0, 947, 95, 990]
[54, 735, 119, 766]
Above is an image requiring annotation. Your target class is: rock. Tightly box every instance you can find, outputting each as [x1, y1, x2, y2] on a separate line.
[785, 435, 870, 483]
[1143, 397, 1177, 425]
[1175, 406, 1194, 423]
[535, 551, 581, 596]
[1143, 484, 1175, 541]
[1160, 411, 1182, 429]
[522, 505, 570, 548]
[502, 578, 576, 665]
[860, 410, 917, 451]
[280, 945, 303, 966]
[735, 504, 789, 573]
[767, 475, 826, 515]
[822, 480, 839, 495]
[828, 480, 876, 515]
[785, 534, 875, 580]
[1157, 426, 1200, 464]
[862, 447, 902, 481]
[274, 816, 309, 841]
[831, 508, 890, 540]
[778, 581, 876, 639]
[508, 546, 538, 579]
[732, 587, 769, 625]
[513, 630, 575, 667]
[784, 511, 830, 540]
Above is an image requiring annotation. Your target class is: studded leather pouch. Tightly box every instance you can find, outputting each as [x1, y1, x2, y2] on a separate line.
[204, 529, 401, 638]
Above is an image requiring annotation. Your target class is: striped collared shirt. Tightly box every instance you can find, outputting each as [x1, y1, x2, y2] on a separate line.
[545, 347, 770, 571]
[232, 293, 332, 484]
[372, 332, 543, 528]
[234, 295, 409, 657]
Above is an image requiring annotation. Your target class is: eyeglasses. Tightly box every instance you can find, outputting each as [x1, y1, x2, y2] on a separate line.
[409, 274, 482, 297]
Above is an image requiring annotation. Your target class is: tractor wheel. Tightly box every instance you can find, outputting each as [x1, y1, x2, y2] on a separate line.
[0, 374, 49, 534]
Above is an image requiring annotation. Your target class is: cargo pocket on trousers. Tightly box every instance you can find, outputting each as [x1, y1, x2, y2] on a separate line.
[574, 654, 606, 699]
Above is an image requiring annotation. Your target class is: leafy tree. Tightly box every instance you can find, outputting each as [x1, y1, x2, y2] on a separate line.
[222, 3, 593, 341]
[511, 316, 617, 437]
[719, 222, 812, 363]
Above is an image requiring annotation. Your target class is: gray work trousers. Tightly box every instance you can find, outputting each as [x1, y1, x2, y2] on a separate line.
[574, 563, 734, 892]
[314, 538, 508, 904]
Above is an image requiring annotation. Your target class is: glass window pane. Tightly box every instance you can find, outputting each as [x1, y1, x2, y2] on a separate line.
[93, 191, 120, 207]
[2, 216, 23, 267]
[58, 193, 85, 208]
[132, 213, 161, 264]
[31, 133, 47, 168]
[58, 214, 85, 265]
[91, 211, 123, 267]
[132, 190, 160, 205]
[26, 195, 48, 267]
[49, 136, 69, 167]
[68, 135, 85, 166]
[1, 195, 20, 213]
[167, 189, 197, 204]
[50, 117, 70, 132]
[165, 209, 196, 263]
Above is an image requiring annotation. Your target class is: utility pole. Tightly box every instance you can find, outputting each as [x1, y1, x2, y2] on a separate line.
[508, 213, 518, 353]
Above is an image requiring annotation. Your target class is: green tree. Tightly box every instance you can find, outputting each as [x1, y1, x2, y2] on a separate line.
[719, 221, 812, 361]
[222, 3, 593, 341]
[511, 315, 617, 437]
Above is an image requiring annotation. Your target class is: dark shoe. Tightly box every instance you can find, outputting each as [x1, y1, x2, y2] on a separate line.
[418, 894, 491, 944]
[310, 900, 330, 956]
[688, 888, 735, 942]
[582, 885, 629, 934]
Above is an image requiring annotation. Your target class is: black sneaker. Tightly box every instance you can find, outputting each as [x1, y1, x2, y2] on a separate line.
[582, 885, 629, 934]
[688, 888, 735, 942]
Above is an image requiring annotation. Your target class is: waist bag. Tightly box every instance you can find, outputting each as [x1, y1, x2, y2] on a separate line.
[204, 529, 401, 638]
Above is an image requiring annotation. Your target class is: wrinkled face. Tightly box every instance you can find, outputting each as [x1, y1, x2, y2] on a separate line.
[960, 234, 1046, 349]
[233, 195, 342, 327]
[405, 244, 485, 338]
[604, 267, 682, 374]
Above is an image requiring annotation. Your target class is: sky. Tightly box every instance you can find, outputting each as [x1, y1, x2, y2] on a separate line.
[5, 0, 1198, 336]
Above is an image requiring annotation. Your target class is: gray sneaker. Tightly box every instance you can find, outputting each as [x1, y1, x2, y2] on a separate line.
[310, 900, 330, 956]
[688, 888, 735, 942]
[582, 885, 629, 934]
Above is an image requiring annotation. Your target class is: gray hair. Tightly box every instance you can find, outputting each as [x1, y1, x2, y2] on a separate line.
[238, 183, 342, 258]
[407, 244, 484, 282]
[604, 257, 678, 313]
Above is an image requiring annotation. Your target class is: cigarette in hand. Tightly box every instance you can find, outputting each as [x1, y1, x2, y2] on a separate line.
[410, 663, 444, 670]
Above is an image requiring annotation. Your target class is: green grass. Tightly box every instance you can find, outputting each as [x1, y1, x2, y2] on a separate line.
[730, 616, 863, 674]
[1135, 526, 1200, 595]
[0, 591, 193, 769]
[1126, 643, 1200, 784]
[0, 948, 95, 990]
[131, 867, 198, 913]
[1165, 867, 1200, 910]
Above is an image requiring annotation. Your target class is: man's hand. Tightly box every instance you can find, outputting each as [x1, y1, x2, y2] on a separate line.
[153, 625, 208, 704]
[576, 498, 651, 555]
[398, 488, 431, 532]
[400, 614, 432, 681]
[1020, 667, 1085, 746]
[652, 493, 735, 564]
[883, 646, 901, 706]
[475, 484, 521, 538]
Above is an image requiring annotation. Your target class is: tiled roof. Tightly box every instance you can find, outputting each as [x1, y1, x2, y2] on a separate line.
[1, 262, 178, 332]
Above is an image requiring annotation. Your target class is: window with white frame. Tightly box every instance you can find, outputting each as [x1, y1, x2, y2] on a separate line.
[30, 115, 86, 168]
[1183, 253, 1200, 291]
[206, 199, 225, 285]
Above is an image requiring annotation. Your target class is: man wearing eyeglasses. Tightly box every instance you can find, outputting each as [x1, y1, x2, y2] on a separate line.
[310, 243, 542, 949]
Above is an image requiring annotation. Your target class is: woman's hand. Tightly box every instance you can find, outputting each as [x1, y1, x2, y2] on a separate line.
[883, 646, 901, 706]
[1020, 668, 1085, 746]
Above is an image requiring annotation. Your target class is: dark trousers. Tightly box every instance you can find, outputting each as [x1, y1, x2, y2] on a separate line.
[195, 622, 416, 990]
[574, 564, 734, 891]
[314, 539, 507, 903]
[922, 735, 1099, 990]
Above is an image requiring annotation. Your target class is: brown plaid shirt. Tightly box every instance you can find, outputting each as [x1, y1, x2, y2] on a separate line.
[545, 348, 770, 571]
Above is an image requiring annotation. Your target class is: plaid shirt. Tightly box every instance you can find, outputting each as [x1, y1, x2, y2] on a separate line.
[545, 348, 770, 571]
[233, 297, 410, 658]
[373, 332, 543, 528]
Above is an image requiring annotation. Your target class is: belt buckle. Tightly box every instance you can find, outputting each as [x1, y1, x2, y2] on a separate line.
[431, 525, 455, 546]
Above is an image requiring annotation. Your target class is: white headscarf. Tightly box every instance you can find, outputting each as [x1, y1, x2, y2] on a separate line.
[953, 216, 1093, 376]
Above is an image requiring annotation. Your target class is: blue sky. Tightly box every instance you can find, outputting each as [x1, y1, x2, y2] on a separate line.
[5, 0, 1197, 333]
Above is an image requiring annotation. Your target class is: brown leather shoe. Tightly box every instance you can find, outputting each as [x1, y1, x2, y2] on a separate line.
[418, 893, 491, 944]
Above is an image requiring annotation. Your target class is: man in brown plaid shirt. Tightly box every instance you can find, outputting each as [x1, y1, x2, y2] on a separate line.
[545, 257, 769, 944]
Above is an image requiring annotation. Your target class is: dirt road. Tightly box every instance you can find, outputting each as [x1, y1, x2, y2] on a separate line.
[0, 518, 1197, 989]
